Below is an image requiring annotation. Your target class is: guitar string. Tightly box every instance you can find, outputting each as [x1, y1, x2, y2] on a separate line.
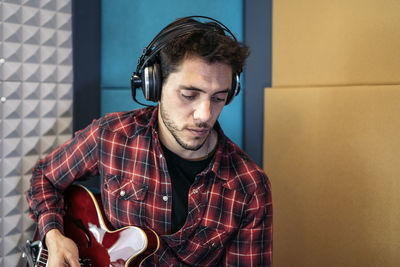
[36, 248, 87, 266]
[37, 249, 48, 267]
[37, 258, 46, 267]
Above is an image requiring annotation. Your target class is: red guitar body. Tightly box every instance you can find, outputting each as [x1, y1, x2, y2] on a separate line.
[25, 184, 159, 267]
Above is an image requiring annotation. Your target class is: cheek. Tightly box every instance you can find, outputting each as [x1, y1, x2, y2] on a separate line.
[161, 96, 191, 121]
[212, 104, 225, 120]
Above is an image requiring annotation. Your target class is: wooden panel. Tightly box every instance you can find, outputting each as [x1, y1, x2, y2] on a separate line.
[264, 86, 400, 266]
[272, 0, 400, 86]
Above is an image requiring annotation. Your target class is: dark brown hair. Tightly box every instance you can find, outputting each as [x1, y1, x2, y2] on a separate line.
[159, 17, 249, 83]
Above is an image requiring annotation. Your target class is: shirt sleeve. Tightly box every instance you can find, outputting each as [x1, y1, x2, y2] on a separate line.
[26, 119, 101, 239]
[223, 179, 273, 266]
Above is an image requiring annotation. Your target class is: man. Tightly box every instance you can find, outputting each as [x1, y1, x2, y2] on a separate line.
[27, 16, 272, 266]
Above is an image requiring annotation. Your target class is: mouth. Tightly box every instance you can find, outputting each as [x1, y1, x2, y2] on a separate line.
[187, 128, 210, 138]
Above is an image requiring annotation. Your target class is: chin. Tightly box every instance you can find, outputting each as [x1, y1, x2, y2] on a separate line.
[182, 143, 203, 151]
[179, 138, 207, 151]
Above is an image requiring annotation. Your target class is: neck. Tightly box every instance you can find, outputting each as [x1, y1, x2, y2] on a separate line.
[162, 128, 217, 160]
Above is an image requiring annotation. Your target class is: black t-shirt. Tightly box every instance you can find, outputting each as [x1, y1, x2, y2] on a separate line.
[161, 143, 214, 233]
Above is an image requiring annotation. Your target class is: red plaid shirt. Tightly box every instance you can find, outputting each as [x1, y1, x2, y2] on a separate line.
[27, 106, 272, 266]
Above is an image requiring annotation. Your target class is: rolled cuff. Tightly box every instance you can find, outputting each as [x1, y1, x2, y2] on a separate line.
[38, 212, 64, 241]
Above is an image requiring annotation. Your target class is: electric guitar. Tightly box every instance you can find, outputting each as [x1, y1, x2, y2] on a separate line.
[21, 184, 160, 267]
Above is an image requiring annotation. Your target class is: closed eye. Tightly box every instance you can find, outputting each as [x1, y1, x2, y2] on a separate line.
[181, 93, 197, 100]
[179, 86, 229, 103]
[211, 96, 226, 103]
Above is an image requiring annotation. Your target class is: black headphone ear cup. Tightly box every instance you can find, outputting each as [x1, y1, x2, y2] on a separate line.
[226, 74, 240, 105]
[142, 63, 162, 102]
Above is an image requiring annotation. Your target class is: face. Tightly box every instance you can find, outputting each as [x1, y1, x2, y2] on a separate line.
[158, 56, 232, 158]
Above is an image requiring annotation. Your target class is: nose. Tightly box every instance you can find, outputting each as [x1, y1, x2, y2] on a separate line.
[193, 100, 212, 123]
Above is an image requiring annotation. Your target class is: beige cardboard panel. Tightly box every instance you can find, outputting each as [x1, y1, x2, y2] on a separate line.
[273, 0, 400, 87]
[264, 86, 400, 267]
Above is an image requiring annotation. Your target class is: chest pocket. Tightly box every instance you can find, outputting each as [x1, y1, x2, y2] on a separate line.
[103, 174, 148, 228]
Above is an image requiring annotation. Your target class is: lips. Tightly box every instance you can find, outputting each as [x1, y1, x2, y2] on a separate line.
[187, 128, 210, 137]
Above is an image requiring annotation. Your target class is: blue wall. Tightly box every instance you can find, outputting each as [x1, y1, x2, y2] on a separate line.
[101, 0, 244, 146]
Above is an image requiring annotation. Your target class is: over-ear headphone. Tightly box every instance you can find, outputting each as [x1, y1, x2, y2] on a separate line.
[130, 16, 241, 106]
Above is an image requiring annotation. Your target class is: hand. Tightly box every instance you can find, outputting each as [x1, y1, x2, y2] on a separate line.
[45, 229, 80, 267]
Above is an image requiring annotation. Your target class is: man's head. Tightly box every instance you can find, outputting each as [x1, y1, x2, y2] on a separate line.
[131, 16, 249, 105]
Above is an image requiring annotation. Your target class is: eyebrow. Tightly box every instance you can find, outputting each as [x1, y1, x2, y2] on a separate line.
[180, 86, 230, 94]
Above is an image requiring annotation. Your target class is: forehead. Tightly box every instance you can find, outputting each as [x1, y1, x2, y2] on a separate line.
[174, 56, 232, 86]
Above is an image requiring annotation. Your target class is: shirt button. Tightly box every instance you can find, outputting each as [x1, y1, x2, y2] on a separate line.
[120, 190, 126, 197]
[162, 195, 168, 202]
[159, 153, 163, 158]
